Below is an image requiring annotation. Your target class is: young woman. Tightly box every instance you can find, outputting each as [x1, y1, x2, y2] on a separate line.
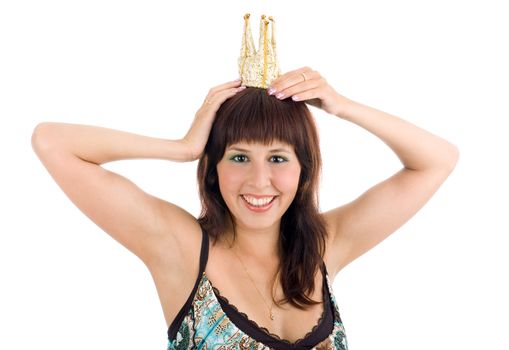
[31, 67, 459, 349]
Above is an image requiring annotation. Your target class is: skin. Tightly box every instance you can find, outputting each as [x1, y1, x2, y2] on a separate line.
[182, 66, 458, 282]
[206, 68, 351, 273]
[210, 68, 345, 259]
[31, 66, 459, 338]
[216, 141, 302, 262]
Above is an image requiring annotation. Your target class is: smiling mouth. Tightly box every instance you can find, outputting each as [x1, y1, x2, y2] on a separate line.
[241, 195, 277, 207]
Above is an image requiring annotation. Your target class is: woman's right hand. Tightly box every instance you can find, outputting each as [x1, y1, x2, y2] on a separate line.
[182, 79, 246, 160]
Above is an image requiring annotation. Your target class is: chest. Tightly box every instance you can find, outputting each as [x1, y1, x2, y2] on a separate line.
[149, 227, 340, 342]
[150, 235, 337, 344]
[206, 268, 328, 343]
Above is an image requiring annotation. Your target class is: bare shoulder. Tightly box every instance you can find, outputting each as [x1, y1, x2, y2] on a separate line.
[147, 201, 204, 276]
[145, 202, 206, 327]
[321, 164, 459, 280]
[321, 212, 348, 280]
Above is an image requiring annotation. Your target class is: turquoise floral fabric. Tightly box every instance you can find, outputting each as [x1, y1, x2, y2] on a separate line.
[167, 271, 348, 350]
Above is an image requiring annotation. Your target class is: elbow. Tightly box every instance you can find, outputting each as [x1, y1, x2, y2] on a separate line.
[31, 122, 60, 156]
[448, 143, 460, 170]
[441, 143, 460, 175]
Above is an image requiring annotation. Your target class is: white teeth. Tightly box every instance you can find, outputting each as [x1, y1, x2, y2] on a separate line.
[242, 195, 275, 207]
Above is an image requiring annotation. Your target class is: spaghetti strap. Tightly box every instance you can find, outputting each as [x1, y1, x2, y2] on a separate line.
[198, 226, 209, 277]
[167, 225, 209, 340]
[168, 229, 349, 350]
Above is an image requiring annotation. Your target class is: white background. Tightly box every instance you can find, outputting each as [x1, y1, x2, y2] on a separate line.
[1, 0, 507, 349]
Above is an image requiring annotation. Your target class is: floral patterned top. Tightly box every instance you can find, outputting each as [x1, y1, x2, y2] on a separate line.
[167, 227, 349, 350]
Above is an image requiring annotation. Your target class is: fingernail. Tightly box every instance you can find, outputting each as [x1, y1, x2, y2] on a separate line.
[237, 86, 246, 91]
[235, 78, 242, 82]
[268, 87, 276, 95]
[276, 92, 285, 99]
[292, 95, 299, 101]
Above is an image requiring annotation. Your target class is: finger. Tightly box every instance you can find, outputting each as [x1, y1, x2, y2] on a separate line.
[269, 68, 319, 94]
[205, 79, 242, 104]
[288, 86, 322, 102]
[273, 66, 312, 84]
[209, 79, 242, 94]
[203, 85, 246, 108]
[273, 79, 322, 100]
[205, 79, 243, 104]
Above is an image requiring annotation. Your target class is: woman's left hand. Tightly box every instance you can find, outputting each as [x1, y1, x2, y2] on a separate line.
[267, 67, 350, 117]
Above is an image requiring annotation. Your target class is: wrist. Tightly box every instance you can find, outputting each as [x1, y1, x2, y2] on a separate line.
[180, 138, 198, 162]
[334, 95, 354, 119]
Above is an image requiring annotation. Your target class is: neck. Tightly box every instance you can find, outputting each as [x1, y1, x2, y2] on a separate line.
[220, 217, 283, 302]
[222, 216, 281, 264]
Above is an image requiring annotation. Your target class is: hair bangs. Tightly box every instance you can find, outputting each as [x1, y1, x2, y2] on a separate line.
[209, 88, 307, 156]
[197, 86, 327, 310]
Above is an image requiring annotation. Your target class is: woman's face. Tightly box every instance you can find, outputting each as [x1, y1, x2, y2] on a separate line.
[216, 140, 301, 231]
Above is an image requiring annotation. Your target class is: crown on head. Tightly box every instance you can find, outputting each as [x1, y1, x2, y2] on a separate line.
[238, 14, 281, 89]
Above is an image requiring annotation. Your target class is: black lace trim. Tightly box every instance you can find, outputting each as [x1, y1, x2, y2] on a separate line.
[210, 280, 328, 345]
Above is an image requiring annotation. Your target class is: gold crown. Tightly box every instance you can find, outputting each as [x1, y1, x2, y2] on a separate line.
[238, 14, 281, 89]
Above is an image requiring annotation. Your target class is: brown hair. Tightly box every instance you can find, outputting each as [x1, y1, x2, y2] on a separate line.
[197, 87, 328, 309]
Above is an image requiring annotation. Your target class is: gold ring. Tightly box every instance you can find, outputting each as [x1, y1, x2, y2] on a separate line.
[205, 98, 212, 105]
[301, 72, 307, 82]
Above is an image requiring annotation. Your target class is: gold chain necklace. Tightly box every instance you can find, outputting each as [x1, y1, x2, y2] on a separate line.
[229, 245, 278, 321]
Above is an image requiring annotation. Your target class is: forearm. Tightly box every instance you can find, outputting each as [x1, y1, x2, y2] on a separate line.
[31, 122, 193, 165]
[336, 98, 459, 171]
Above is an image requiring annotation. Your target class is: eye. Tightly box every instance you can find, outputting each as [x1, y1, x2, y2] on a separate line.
[230, 154, 248, 162]
[270, 155, 288, 163]
[229, 154, 288, 163]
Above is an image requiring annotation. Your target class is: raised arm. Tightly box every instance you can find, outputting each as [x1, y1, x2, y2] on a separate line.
[323, 97, 459, 275]
[31, 122, 198, 266]
[268, 67, 459, 277]
[31, 79, 245, 268]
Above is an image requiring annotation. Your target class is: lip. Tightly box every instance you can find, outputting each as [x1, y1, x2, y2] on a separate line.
[242, 194, 278, 199]
[241, 195, 276, 212]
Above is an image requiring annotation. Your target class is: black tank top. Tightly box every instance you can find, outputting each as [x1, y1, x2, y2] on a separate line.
[167, 227, 349, 350]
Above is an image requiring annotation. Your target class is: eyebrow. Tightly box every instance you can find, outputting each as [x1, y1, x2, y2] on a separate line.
[226, 147, 291, 153]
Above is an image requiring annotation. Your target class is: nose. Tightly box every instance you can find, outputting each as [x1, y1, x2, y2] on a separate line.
[249, 159, 272, 189]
